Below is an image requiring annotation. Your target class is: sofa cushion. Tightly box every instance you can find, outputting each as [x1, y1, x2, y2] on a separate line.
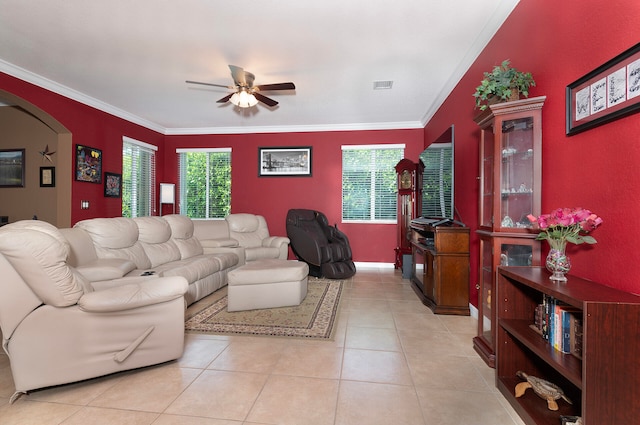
[192, 219, 231, 240]
[163, 214, 204, 259]
[134, 217, 181, 267]
[212, 252, 240, 269]
[75, 218, 152, 269]
[158, 256, 222, 282]
[0, 222, 86, 307]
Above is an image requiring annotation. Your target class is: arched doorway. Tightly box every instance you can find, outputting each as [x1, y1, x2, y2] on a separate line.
[0, 90, 72, 228]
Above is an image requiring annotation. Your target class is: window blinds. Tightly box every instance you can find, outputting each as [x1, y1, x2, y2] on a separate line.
[341, 144, 404, 222]
[122, 137, 157, 217]
[177, 148, 231, 219]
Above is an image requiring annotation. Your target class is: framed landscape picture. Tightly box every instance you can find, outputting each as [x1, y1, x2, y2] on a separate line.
[258, 146, 312, 177]
[104, 172, 122, 198]
[75, 144, 102, 183]
[0, 149, 25, 187]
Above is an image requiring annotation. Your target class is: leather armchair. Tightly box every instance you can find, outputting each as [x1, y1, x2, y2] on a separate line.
[225, 213, 290, 262]
[0, 220, 188, 403]
[286, 209, 356, 279]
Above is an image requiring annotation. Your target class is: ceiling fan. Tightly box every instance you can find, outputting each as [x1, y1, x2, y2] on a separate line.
[186, 65, 295, 108]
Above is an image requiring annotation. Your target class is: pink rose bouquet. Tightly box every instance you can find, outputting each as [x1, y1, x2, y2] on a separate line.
[527, 207, 603, 246]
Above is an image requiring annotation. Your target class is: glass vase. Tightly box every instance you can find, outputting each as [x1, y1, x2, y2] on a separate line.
[545, 238, 571, 282]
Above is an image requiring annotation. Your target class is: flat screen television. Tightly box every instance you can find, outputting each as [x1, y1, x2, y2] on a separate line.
[419, 125, 455, 221]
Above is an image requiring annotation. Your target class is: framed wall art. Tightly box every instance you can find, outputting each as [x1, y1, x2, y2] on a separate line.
[75, 144, 102, 183]
[104, 172, 122, 198]
[0, 148, 25, 187]
[258, 146, 312, 177]
[40, 166, 55, 188]
[566, 41, 640, 135]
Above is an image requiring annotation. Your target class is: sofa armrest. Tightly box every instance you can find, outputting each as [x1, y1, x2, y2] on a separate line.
[75, 258, 137, 282]
[262, 236, 290, 248]
[199, 238, 239, 248]
[77, 276, 188, 313]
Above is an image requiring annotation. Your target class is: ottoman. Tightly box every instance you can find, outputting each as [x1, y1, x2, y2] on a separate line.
[227, 259, 309, 312]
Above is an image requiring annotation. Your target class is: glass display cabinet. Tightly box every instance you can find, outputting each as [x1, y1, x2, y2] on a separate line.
[472, 96, 546, 368]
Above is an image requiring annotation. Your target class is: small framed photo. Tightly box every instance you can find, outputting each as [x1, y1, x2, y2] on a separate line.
[560, 415, 582, 425]
[75, 144, 102, 183]
[40, 166, 55, 187]
[0, 149, 25, 187]
[104, 172, 122, 198]
[258, 146, 312, 177]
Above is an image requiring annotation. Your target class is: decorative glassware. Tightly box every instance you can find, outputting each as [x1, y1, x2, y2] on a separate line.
[545, 238, 571, 282]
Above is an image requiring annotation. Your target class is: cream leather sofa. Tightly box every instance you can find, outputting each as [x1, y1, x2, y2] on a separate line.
[193, 213, 290, 265]
[72, 215, 240, 305]
[0, 214, 288, 401]
[0, 220, 188, 402]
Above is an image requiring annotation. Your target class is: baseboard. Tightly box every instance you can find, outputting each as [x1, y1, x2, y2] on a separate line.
[354, 261, 395, 269]
[469, 303, 478, 319]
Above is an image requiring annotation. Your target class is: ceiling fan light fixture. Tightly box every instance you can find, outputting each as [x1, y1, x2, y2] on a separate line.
[230, 90, 258, 108]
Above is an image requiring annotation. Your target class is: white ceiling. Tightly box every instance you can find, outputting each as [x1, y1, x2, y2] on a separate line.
[0, 0, 519, 135]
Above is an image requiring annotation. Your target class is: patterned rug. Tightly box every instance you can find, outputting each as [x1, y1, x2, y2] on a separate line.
[185, 278, 344, 340]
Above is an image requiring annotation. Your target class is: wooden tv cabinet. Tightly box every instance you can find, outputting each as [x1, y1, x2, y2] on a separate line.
[496, 266, 640, 424]
[409, 220, 469, 315]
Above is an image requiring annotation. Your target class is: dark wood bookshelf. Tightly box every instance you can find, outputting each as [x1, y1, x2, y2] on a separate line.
[496, 266, 640, 425]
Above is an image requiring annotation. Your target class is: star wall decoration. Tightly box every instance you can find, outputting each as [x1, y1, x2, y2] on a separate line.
[39, 145, 56, 163]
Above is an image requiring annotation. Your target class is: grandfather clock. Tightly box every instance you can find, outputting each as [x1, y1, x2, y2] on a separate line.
[394, 158, 424, 271]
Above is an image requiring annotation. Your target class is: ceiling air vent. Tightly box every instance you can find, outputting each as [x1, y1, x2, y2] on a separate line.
[373, 80, 393, 90]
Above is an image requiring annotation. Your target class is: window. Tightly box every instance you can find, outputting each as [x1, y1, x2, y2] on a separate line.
[177, 148, 231, 219]
[342, 144, 404, 223]
[122, 137, 157, 217]
[420, 143, 453, 218]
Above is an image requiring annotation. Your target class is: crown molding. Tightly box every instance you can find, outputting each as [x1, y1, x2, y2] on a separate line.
[420, 0, 520, 127]
[164, 120, 425, 135]
[0, 59, 165, 133]
[2, 60, 424, 136]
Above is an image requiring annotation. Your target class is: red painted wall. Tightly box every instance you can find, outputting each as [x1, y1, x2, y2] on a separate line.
[0, 73, 165, 223]
[164, 130, 424, 263]
[0, 72, 423, 264]
[425, 0, 640, 303]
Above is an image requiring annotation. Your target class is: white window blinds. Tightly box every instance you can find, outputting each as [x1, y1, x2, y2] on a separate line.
[177, 148, 231, 219]
[122, 137, 157, 217]
[341, 144, 404, 223]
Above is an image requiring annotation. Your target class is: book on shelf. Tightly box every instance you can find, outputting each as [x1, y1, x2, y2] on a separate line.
[534, 295, 582, 357]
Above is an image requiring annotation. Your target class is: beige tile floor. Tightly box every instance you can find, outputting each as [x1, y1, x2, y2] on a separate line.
[0, 266, 526, 425]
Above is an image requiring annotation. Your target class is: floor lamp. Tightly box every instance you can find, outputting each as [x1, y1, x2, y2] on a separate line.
[159, 183, 175, 216]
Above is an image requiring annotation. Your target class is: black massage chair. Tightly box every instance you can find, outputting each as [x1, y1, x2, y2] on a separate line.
[286, 209, 356, 279]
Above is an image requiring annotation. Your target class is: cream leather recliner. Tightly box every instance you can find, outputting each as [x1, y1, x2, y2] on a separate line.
[0, 220, 188, 403]
[225, 213, 290, 262]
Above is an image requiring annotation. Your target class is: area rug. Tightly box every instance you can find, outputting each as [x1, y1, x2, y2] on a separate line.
[185, 278, 344, 340]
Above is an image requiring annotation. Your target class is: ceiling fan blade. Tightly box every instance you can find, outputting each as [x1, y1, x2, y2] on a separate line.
[228, 65, 246, 87]
[216, 93, 234, 103]
[186, 80, 232, 89]
[253, 92, 279, 107]
[256, 82, 296, 91]
[244, 71, 256, 88]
